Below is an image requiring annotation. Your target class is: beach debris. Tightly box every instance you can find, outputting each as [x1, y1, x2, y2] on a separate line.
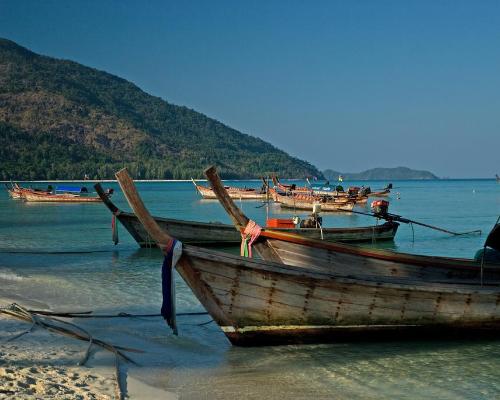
[0, 303, 141, 400]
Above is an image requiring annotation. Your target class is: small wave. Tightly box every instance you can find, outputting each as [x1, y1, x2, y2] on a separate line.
[0, 271, 24, 281]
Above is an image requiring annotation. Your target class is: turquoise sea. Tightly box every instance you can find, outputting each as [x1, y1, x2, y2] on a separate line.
[1, 179, 500, 399]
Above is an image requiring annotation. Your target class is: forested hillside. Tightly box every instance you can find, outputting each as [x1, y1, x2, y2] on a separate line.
[0, 38, 322, 180]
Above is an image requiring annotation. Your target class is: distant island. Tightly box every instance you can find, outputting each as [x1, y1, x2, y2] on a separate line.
[0, 38, 322, 180]
[323, 167, 438, 181]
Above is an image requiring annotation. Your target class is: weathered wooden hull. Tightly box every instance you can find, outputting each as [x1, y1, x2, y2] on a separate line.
[117, 212, 240, 246]
[194, 184, 266, 200]
[115, 211, 399, 247]
[262, 232, 500, 282]
[277, 222, 398, 242]
[23, 191, 103, 202]
[178, 245, 500, 346]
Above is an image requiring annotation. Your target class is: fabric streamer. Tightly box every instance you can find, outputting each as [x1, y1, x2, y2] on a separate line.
[161, 240, 183, 335]
[111, 214, 119, 245]
[240, 220, 262, 258]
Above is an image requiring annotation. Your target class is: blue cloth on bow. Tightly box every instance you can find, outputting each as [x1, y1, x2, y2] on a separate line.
[161, 239, 178, 335]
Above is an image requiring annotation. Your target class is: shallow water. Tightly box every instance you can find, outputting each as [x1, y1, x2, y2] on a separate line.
[1, 179, 500, 399]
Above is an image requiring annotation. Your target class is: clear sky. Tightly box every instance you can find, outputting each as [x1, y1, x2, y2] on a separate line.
[1, 1, 499, 177]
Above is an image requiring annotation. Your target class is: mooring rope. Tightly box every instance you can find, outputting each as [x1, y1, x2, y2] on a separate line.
[0, 250, 118, 255]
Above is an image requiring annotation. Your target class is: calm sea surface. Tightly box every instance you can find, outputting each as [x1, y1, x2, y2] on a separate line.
[1, 179, 500, 399]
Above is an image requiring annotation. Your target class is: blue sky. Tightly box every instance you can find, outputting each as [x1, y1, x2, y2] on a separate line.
[1, 1, 499, 177]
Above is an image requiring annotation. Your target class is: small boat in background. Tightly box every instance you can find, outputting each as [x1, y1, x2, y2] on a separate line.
[496, 174, 500, 183]
[21, 185, 112, 203]
[22, 191, 106, 202]
[367, 183, 392, 197]
[270, 188, 355, 212]
[271, 175, 310, 193]
[191, 178, 267, 200]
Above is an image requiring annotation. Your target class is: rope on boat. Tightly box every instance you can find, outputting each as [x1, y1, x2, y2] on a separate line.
[341, 208, 482, 237]
[241, 220, 262, 257]
[0, 250, 120, 254]
[25, 310, 210, 318]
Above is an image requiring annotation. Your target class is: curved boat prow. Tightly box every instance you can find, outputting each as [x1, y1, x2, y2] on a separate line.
[94, 183, 119, 214]
[115, 168, 174, 250]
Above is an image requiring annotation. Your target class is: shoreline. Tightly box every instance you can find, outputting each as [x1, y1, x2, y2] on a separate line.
[1, 178, 498, 184]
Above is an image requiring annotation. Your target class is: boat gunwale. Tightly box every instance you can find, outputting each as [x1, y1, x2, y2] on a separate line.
[181, 244, 500, 295]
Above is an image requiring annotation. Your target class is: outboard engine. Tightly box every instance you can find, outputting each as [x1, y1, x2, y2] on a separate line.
[371, 200, 389, 216]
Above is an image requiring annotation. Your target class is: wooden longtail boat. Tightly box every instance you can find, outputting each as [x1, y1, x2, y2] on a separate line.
[117, 168, 500, 346]
[22, 190, 105, 203]
[94, 184, 399, 246]
[206, 165, 500, 283]
[191, 178, 266, 200]
[270, 188, 355, 212]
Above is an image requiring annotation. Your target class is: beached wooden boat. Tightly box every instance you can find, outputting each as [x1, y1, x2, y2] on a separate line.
[116, 168, 500, 346]
[94, 184, 399, 246]
[22, 190, 105, 203]
[270, 188, 356, 212]
[192, 178, 267, 200]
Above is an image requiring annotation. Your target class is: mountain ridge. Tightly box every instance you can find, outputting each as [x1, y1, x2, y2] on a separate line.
[323, 166, 438, 181]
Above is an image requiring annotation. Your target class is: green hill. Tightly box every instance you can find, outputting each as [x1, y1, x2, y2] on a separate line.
[0, 38, 322, 180]
[323, 167, 438, 181]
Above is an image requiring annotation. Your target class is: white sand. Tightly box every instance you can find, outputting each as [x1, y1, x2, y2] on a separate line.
[0, 317, 115, 399]
[0, 296, 179, 400]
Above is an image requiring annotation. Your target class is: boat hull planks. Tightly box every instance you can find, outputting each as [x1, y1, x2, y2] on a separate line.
[178, 245, 500, 345]
[23, 191, 103, 202]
